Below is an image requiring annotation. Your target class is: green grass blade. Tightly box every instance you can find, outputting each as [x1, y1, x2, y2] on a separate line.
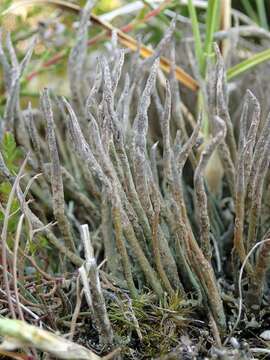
[256, 0, 268, 30]
[227, 48, 270, 80]
[202, 0, 220, 75]
[240, 0, 259, 23]
[187, 0, 203, 74]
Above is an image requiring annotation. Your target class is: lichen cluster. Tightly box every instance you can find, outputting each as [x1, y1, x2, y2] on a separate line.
[1, 1, 270, 359]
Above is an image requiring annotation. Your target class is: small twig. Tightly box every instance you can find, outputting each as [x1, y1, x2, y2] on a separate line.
[0, 289, 41, 322]
[249, 348, 270, 355]
[1, 154, 29, 319]
[78, 265, 93, 311]
[224, 238, 270, 345]
[12, 213, 25, 321]
[0, 319, 101, 360]
[69, 276, 83, 341]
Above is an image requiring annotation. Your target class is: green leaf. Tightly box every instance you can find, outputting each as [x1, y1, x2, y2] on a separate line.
[227, 48, 270, 80]
[240, 0, 259, 23]
[202, 0, 220, 75]
[256, 0, 268, 30]
[187, 0, 204, 74]
[1, 132, 22, 173]
[0, 182, 20, 233]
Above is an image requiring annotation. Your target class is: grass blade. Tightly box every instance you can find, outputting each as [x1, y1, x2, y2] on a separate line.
[227, 48, 270, 80]
[203, 0, 220, 74]
[240, 0, 259, 23]
[256, 0, 268, 30]
[187, 0, 204, 74]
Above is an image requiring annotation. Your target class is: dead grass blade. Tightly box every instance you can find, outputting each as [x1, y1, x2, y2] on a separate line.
[0, 319, 101, 359]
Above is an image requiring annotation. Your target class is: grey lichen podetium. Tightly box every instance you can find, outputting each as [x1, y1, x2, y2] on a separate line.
[233, 90, 261, 272]
[211, 45, 235, 196]
[80, 224, 114, 348]
[41, 88, 76, 253]
[213, 44, 237, 166]
[25, 102, 44, 172]
[63, 94, 163, 296]
[0, 31, 37, 133]
[111, 187, 138, 299]
[247, 112, 270, 254]
[68, 0, 95, 117]
[194, 116, 227, 261]
[6, 2, 270, 346]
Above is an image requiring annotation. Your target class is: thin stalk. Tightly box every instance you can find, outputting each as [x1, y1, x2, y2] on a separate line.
[12, 213, 25, 321]
[256, 0, 268, 30]
[240, 0, 259, 23]
[1, 155, 29, 319]
[227, 48, 270, 80]
[151, 189, 174, 296]
[187, 0, 204, 74]
[202, 0, 220, 75]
